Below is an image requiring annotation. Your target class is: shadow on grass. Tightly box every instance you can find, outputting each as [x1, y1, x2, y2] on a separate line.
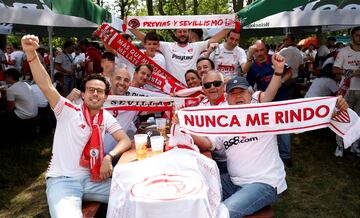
[0, 133, 52, 217]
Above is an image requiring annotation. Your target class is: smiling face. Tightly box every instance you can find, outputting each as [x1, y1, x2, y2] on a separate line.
[226, 87, 252, 105]
[133, 65, 152, 87]
[202, 71, 224, 105]
[175, 29, 190, 44]
[185, 71, 201, 88]
[144, 40, 159, 57]
[197, 59, 213, 78]
[225, 31, 240, 50]
[81, 79, 107, 111]
[111, 68, 130, 95]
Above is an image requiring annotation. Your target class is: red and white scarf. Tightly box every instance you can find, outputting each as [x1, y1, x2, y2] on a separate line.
[126, 14, 237, 30]
[95, 24, 186, 93]
[79, 104, 104, 182]
[177, 97, 360, 148]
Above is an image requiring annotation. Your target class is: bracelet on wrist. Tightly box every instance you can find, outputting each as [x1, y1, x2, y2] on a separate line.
[274, 71, 283, 76]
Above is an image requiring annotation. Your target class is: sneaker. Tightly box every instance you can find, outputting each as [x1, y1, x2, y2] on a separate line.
[334, 145, 343, 157]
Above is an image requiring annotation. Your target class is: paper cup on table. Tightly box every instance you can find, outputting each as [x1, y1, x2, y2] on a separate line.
[155, 118, 167, 137]
[150, 136, 164, 155]
[134, 134, 148, 160]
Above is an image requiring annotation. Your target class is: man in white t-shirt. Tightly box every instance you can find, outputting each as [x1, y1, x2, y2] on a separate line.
[129, 25, 232, 85]
[4, 68, 38, 120]
[21, 35, 131, 217]
[105, 67, 138, 154]
[207, 30, 249, 79]
[333, 26, 360, 156]
[317, 36, 336, 69]
[190, 57, 349, 218]
[55, 41, 75, 96]
[279, 34, 304, 99]
[141, 31, 166, 69]
[191, 54, 288, 217]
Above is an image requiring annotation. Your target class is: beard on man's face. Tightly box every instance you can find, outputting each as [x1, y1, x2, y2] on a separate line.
[177, 36, 189, 44]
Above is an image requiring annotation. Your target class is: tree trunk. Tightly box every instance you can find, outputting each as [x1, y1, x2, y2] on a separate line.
[232, 0, 244, 12]
[193, 0, 198, 15]
[146, 0, 154, 15]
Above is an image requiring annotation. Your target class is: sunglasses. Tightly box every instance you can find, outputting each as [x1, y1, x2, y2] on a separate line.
[203, 80, 223, 89]
[86, 87, 106, 95]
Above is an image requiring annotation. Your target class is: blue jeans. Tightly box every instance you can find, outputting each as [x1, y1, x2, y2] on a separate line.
[278, 134, 291, 159]
[64, 75, 75, 96]
[221, 173, 278, 218]
[46, 175, 111, 218]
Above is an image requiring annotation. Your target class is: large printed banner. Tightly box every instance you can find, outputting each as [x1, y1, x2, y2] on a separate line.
[127, 14, 236, 29]
[95, 24, 186, 94]
[177, 97, 360, 148]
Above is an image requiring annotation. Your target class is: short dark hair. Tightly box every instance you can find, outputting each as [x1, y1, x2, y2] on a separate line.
[185, 69, 201, 80]
[12, 42, 19, 50]
[196, 57, 215, 70]
[351, 26, 360, 36]
[285, 34, 295, 42]
[80, 74, 110, 95]
[101, 52, 115, 61]
[135, 64, 153, 73]
[190, 29, 204, 40]
[227, 30, 240, 38]
[4, 68, 21, 81]
[63, 40, 74, 49]
[78, 39, 90, 46]
[121, 33, 132, 41]
[144, 31, 160, 43]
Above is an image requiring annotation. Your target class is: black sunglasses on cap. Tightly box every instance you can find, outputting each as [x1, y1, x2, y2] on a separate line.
[203, 80, 223, 89]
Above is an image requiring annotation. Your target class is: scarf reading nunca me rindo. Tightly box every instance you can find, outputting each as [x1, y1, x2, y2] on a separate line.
[79, 103, 104, 182]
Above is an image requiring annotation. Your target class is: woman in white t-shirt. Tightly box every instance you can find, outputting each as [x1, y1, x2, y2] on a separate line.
[305, 63, 339, 98]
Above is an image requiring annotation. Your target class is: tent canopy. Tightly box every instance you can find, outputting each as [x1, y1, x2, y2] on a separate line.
[0, 0, 121, 37]
[236, 0, 359, 36]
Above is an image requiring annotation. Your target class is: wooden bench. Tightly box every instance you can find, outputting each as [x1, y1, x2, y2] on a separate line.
[82, 201, 101, 218]
[244, 206, 274, 218]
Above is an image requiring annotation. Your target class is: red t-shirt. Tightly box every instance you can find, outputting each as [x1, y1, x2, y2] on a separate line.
[85, 46, 102, 75]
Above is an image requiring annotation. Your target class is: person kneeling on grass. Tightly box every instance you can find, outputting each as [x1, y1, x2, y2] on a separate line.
[21, 35, 131, 218]
[191, 54, 349, 217]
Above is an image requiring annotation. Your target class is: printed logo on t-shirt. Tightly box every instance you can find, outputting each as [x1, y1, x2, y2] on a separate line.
[223, 136, 259, 149]
[172, 54, 193, 61]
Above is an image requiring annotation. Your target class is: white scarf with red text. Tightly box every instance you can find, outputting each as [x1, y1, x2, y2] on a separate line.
[177, 97, 360, 148]
[126, 14, 236, 29]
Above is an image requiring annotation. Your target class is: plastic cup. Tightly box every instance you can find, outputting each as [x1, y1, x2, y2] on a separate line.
[155, 118, 167, 137]
[134, 134, 148, 160]
[150, 136, 164, 155]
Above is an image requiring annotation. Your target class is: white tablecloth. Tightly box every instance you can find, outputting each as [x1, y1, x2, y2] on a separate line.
[107, 149, 229, 218]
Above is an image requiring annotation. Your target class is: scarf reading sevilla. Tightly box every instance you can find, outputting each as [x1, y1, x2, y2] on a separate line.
[126, 14, 237, 30]
[94, 24, 186, 94]
[177, 97, 360, 148]
[79, 104, 104, 182]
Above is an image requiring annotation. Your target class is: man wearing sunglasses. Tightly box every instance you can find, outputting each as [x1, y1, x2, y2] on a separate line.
[197, 70, 227, 173]
[21, 35, 131, 217]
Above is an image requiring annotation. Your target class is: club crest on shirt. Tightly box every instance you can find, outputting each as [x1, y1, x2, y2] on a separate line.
[90, 148, 99, 157]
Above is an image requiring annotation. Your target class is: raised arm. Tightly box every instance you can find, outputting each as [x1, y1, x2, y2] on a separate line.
[208, 29, 231, 45]
[124, 17, 146, 42]
[259, 54, 285, 103]
[21, 35, 60, 108]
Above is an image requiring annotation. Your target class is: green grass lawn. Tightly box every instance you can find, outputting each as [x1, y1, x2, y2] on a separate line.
[0, 129, 359, 217]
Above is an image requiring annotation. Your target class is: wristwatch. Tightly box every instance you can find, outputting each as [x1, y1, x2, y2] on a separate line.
[108, 151, 117, 159]
[274, 71, 283, 76]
